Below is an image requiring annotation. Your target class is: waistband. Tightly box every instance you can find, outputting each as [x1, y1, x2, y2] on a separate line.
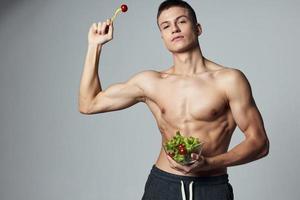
[150, 164, 229, 185]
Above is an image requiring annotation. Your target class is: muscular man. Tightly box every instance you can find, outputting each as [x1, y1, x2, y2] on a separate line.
[78, 0, 269, 199]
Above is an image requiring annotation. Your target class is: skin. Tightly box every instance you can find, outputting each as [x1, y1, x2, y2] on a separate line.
[79, 6, 269, 177]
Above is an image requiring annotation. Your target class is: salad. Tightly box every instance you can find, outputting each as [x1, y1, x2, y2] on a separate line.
[163, 130, 204, 165]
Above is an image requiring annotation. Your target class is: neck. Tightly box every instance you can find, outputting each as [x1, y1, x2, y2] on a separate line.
[171, 45, 207, 76]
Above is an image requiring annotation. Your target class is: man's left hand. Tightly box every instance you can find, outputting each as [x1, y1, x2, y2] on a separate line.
[166, 153, 212, 174]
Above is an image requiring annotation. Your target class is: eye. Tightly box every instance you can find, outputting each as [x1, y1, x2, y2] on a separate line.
[180, 21, 186, 23]
[163, 26, 169, 29]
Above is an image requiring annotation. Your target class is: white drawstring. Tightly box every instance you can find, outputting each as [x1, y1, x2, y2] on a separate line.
[181, 180, 194, 200]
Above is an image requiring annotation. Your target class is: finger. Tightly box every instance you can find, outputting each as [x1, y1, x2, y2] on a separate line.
[166, 155, 176, 168]
[92, 23, 97, 33]
[90, 23, 97, 33]
[106, 20, 111, 34]
[89, 23, 96, 32]
[189, 160, 200, 168]
[191, 153, 199, 160]
[108, 21, 113, 36]
[166, 156, 188, 173]
[167, 155, 184, 172]
[108, 19, 113, 35]
[101, 20, 108, 34]
[199, 155, 205, 164]
[108, 18, 112, 25]
[183, 164, 196, 174]
[189, 157, 204, 170]
[97, 22, 102, 34]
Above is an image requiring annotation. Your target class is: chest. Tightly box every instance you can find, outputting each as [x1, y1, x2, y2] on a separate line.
[147, 76, 228, 121]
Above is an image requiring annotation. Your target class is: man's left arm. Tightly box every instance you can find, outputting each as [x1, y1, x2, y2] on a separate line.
[206, 69, 270, 170]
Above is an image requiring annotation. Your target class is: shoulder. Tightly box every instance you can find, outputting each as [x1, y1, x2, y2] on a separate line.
[204, 59, 247, 84]
[216, 66, 250, 87]
[126, 69, 161, 93]
[216, 67, 253, 102]
[127, 69, 160, 84]
[125, 69, 161, 102]
[134, 69, 160, 78]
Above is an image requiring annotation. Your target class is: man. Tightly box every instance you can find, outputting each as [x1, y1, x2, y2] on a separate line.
[78, 0, 270, 199]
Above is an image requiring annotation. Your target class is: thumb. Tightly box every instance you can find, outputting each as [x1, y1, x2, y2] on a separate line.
[108, 20, 113, 36]
[191, 153, 199, 160]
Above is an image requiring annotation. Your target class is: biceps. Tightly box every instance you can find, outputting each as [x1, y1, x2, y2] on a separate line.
[230, 99, 265, 138]
[88, 82, 144, 114]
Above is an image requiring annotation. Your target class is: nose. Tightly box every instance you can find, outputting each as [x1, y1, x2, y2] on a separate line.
[171, 24, 180, 34]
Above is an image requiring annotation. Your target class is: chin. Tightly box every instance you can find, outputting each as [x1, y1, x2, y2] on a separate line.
[167, 40, 198, 53]
[168, 44, 195, 53]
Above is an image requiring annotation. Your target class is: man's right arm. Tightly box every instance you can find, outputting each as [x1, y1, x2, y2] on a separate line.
[78, 19, 113, 114]
[78, 43, 103, 114]
[78, 19, 148, 114]
[79, 48, 148, 114]
[82, 71, 147, 114]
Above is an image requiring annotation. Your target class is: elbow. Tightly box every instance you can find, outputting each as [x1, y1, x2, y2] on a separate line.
[78, 103, 91, 115]
[259, 138, 270, 158]
[264, 138, 270, 156]
[249, 135, 270, 159]
[78, 97, 96, 114]
[79, 108, 89, 114]
[79, 102, 100, 115]
[78, 107, 89, 114]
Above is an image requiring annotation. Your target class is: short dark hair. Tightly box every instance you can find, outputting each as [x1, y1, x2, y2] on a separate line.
[157, 0, 198, 29]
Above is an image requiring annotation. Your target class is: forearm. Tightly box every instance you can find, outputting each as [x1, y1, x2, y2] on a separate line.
[207, 137, 269, 170]
[79, 44, 103, 112]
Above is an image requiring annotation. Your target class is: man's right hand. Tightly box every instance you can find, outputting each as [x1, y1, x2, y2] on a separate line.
[88, 19, 113, 46]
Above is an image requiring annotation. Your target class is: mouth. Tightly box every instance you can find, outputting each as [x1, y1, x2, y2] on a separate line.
[172, 36, 184, 42]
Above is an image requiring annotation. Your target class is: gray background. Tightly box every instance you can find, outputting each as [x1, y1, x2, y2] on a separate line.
[0, 0, 299, 199]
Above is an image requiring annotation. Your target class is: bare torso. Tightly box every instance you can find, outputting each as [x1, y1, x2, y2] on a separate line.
[142, 60, 237, 177]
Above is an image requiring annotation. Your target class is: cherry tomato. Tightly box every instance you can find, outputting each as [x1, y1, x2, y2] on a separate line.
[168, 152, 175, 157]
[121, 4, 128, 12]
[178, 147, 187, 155]
[178, 144, 185, 149]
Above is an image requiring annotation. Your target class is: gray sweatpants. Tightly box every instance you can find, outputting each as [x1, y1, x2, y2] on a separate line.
[141, 164, 234, 200]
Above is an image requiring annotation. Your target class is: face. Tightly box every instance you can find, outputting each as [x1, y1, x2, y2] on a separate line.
[157, 6, 202, 53]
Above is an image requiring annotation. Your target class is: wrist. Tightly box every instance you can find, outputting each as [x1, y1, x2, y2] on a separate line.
[207, 153, 231, 170]
[88, 43, 102, 49]
[206, 156, 221, 171]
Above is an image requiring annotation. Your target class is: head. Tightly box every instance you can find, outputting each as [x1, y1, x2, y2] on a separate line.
[157, 0, 202, 53]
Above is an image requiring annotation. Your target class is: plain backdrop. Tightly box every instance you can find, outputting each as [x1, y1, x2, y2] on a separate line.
[1, 0, 299, 199]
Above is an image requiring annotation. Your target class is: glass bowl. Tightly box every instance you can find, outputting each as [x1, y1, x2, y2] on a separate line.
[163, 131, 205, 166]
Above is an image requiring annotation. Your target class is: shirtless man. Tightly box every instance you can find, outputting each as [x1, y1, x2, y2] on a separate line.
[78, 1, 269, 199]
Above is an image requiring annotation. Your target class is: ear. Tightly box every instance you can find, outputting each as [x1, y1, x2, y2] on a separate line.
[196, 23, 202, 36]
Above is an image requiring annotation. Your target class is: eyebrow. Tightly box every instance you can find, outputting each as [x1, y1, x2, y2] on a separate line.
[159, 15, 188, 27]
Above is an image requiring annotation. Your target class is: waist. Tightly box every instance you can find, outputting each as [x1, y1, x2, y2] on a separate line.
[155, 148, 227, 177]
[150, 164, 229, 185]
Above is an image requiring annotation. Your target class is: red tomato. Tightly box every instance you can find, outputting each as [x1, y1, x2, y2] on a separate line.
[121, 4, 128, 12]
[178, 147, 187, 155]
[178, 144, 185, 149]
